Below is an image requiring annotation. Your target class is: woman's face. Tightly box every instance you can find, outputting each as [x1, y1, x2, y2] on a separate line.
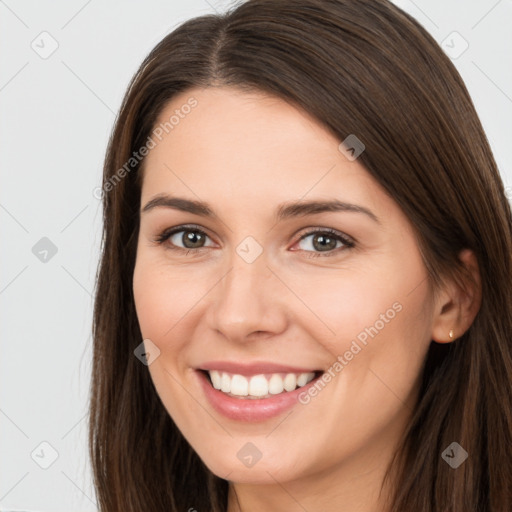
[133, 86, 436, 487]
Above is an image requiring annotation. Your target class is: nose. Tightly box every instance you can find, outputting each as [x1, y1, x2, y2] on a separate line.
[207, 251, 288, 343]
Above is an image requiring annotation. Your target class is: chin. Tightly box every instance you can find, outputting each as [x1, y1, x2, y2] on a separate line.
[201, 451, 305, 484]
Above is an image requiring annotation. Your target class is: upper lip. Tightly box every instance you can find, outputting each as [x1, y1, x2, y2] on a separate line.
[197, 361, 321, 376]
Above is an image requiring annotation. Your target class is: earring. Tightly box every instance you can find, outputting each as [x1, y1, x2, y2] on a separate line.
[448, 329, 454, 340]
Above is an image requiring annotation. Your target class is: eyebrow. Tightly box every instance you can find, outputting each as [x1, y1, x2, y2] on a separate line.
[141, 194, 380, 224]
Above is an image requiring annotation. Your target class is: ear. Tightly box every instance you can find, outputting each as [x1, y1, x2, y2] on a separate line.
[431, 248, 482, 343]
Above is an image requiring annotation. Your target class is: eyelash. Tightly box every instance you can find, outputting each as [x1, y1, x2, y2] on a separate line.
[154, 224, 355, 258]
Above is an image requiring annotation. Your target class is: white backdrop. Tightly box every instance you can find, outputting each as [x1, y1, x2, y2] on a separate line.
[1, 0, 511, 510]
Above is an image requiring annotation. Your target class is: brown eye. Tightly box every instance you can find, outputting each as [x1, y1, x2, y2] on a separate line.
[295, 228, 354, 257]
[174, 230, 207, 249]
[156, 225, 215, 252]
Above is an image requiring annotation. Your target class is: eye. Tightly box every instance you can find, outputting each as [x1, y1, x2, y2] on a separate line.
[292, 228, 354, 258]
[155, 224, 215, 252]
[154, 224, 355, 258]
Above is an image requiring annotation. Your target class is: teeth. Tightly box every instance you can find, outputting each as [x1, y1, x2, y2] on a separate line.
[210, 370, 222, 390]
[268, 374, 284, 394]
[248, 375, 268, 397]
[231, 374, 249, 396]
[297, 373, 309, 387]
[207, 370, 316, 398]
[221, 372, 231, 393]
[283, 373, 297, 391]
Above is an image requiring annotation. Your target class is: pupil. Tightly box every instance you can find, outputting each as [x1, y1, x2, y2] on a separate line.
[184, 231, 204, 248]
[313, 234, 336, 251]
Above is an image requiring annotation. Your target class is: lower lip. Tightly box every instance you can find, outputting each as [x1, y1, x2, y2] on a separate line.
[196, 370, 322, 422]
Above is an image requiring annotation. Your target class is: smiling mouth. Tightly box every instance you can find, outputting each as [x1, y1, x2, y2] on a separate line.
[200, 369, 324, 399]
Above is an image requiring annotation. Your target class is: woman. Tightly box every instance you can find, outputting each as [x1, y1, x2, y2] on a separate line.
[89, 0, 512, 510]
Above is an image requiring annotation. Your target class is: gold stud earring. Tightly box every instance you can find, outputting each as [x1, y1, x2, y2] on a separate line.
[448, 329, 454, 340]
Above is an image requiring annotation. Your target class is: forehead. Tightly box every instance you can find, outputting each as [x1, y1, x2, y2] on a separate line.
[140, 86, 389, 221]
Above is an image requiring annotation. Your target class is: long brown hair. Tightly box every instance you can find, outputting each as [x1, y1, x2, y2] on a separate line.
[89, 0, 512, 510]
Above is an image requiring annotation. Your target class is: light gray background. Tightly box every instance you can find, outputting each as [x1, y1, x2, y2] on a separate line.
[1, 0, 511, 511]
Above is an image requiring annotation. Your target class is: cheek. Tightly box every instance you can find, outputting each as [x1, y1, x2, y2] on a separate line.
[295, 247, 430, 347]
[132, 257, 201, 417]
[133, 255, 202, 341]
[286, 253, 432, 396]
[282, 263, 404, 346]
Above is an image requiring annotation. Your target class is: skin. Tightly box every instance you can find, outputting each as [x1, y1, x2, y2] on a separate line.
[132, 86, 481, 512]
